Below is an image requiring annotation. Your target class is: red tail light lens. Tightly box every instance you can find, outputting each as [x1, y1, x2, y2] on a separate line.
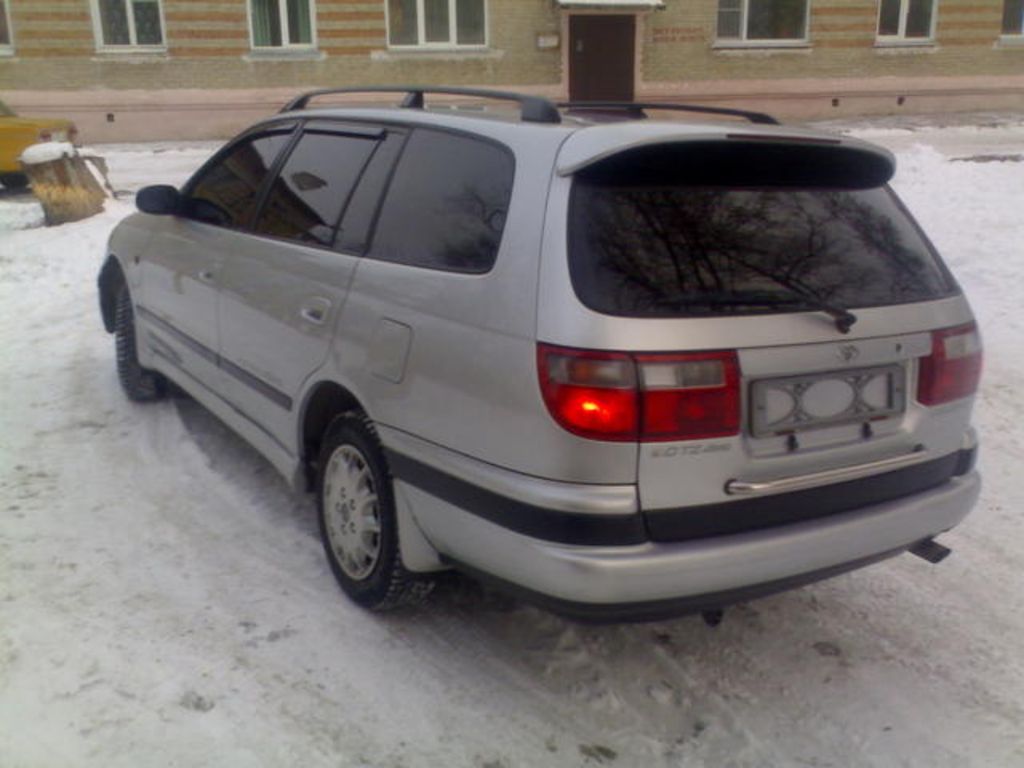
[68, 125, 80, 145]
[538, 344, 741, 442]
[38, 129, 52, 142]
[916, 323, 983, 406]
[637, 351, 741, 440]
[537, 345, 638, 441]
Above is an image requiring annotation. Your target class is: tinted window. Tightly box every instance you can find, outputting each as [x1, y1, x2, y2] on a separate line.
[569, 183, 955, 318]
[370, 129, 514, 273]
[335, 132, 406, 255]
[253, 131, 378, 247]
[186, 130, 293, 228]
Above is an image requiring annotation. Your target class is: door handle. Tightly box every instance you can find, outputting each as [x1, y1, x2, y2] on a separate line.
[299, 297, 332, 326]
[300, 307, 326, 324]
[198, 269, 216, 284]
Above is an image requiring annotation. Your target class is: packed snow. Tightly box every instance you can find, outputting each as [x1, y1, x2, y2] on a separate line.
[1, 117, 1023, 768]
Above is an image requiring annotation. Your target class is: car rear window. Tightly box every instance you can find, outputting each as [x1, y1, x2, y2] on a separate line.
[568, 142, 956, 318]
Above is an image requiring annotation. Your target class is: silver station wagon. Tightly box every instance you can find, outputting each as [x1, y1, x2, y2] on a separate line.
[98, 87, 982, 621]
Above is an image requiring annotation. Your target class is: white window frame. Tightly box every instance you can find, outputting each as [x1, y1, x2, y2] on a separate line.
[875, 0, 938, 44]
[0, 0, 14, 55]
[385, 0, 489, 50]
[248, 0, 318, 50]
[90, 0, 167, 52]
[714, 0, 810, 47]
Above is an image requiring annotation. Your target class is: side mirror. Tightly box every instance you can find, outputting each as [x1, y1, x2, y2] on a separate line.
[136, 184, 181, 215]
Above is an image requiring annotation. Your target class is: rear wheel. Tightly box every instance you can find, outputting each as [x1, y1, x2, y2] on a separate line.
[114, 284, 167, 402]
[317, 412, 433, 610]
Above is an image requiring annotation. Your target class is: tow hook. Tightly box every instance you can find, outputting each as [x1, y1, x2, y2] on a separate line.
[909, 538, 952, 564]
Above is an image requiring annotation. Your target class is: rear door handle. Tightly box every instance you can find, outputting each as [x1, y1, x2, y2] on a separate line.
[299, 297, 332, 325]
[198, 269, 216, 284]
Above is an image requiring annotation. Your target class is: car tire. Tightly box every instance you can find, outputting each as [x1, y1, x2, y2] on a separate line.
[317, 412, 433, 610]
[114, 284, 167, 402]
[0, 173, 29, 190]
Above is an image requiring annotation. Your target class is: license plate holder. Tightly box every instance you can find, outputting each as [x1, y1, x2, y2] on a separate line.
[750, 364, 906, 437]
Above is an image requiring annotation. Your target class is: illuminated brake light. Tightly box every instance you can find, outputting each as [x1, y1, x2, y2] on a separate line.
[917, 323, 983, 406]
[537, 344, 741, 442]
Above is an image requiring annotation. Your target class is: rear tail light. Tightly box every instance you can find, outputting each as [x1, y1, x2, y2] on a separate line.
[538, 344, 740, 442]
[38, 129, 52, 142]
[68, 125, 80, 145]
[916, 323, 983, 406]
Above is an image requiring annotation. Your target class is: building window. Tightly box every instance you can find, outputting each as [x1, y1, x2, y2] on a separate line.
[877, 0, 936, 41]
[716, 0, 809, 43]
[93, 0, 165, 48]
[0, 0, 13, 52]
[387, 0, 487, 48]
[1004, 0, 1024, 35]
[250, 0, 314, 48]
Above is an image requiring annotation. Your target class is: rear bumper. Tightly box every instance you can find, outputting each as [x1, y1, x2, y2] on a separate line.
[400, 468, 980, 618]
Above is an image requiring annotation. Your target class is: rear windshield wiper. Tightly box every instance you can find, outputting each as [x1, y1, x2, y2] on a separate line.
[653, 290, 858, 333]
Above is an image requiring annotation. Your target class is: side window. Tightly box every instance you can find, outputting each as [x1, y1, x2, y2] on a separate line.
[253, 131, 378, 247]
[335, 131, 406, 254]
[369, 129, 514, 273]
[185, 130, 293, 229]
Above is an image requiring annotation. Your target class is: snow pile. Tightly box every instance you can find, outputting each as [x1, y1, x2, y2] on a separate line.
[0, 199, 44, 231]
[1, 128, 1023, 768]
[18, 141, 76, 165]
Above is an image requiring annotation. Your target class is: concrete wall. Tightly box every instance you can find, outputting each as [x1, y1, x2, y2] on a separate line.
[2, 0, 1022, 140]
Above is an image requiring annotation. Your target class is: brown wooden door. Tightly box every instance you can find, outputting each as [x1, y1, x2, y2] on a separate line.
[568, 15, 636, 102]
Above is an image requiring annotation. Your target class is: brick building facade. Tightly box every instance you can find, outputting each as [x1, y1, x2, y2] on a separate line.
[1, 0, 1022, 140]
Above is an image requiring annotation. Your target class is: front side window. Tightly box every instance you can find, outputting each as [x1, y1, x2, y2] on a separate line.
[1004, 0, 1024, 34]
[877, 0, 936, 40]
[369, 129, 513, 273]
[716, 0, 808, 42]
[1, 0, 13, 51]
[94, 0, 164, 48]
[185, 130, 294, 229]
[388, 0, 486, 47]
[253, 131, 378, 247]
[250, 0, 314, 48]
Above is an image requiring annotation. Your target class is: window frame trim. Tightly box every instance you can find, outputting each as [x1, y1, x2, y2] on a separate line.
[875, 0, 938, 43]
[90, 0, 168, 52]
[385, 0, 490, 50]
[247, 0, 319, 51]
[715, 0, 811, 45]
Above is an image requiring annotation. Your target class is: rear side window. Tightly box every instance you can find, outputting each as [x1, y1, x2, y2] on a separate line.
[185, 129, 293, 229]
[369, 129, 514, 273]
[569, 144, 955, 317]
[253, 131, 378, 247]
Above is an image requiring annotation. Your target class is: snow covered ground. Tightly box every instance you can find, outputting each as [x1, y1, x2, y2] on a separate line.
[1, 117, 1023, 768]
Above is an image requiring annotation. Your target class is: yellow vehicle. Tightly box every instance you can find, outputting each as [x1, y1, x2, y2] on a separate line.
[0, 98, 79, 189]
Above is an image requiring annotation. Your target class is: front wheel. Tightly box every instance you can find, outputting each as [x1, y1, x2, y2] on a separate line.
[317, 412, 433, 610]
[114, 284, 167, 402]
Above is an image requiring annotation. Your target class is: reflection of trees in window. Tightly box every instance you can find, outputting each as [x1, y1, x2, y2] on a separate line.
[371, 129, 512, 273]
[571, 185, 952, 317]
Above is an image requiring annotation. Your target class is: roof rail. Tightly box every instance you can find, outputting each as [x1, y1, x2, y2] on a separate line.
[280, 86, 562, 125]
[558, 101, 779, 126]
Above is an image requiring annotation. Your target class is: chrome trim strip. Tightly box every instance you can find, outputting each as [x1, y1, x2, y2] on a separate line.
[725, 449, 931, 497]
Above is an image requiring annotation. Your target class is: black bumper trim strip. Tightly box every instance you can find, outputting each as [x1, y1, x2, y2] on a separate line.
[384, 449, 648, 547]
[645, 451, 965, 543]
